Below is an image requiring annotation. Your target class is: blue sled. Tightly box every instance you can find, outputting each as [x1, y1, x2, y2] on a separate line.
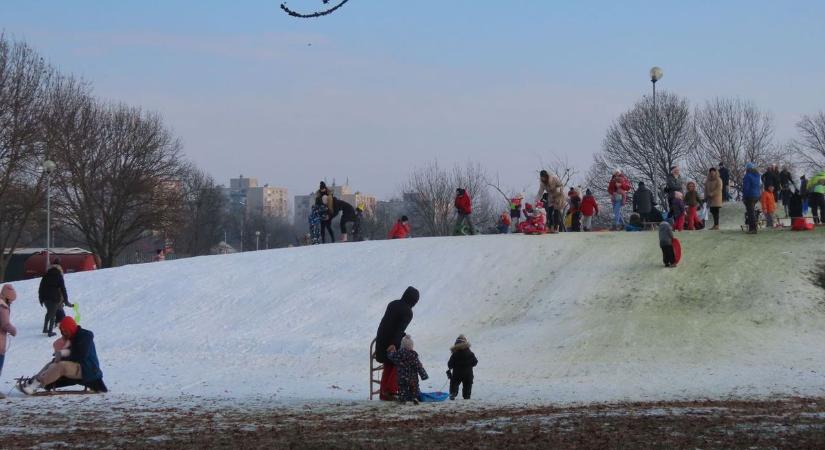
[419, 391, 449, 402]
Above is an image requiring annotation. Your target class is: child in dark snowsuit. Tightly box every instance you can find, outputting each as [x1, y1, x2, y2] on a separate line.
[447, 334, 478, 400]
[386, 335, 428, 404]
[659, 221, 676, 267]
[308, 202, 324, 245]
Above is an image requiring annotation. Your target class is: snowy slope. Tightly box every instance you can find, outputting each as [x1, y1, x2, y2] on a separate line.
[2, 205, 824, 404]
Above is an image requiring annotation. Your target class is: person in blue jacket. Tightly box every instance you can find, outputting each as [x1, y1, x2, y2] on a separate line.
[19, 316, 106, 394]
[742, 162, 763, 234]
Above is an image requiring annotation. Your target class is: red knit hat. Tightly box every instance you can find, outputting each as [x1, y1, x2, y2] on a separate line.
[59, 316, 78, 338]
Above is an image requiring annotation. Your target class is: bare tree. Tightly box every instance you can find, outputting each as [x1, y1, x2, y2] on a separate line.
[170, 164, 227, 256]
[793, 112, 825, 172]
[602, 91, 698, 207]
[44, 85, 184, 267]
[0, 34, 52, 280]
[402, 160, 494, 236]
[689, 98, 776, 194]
[281, 0, 350, 18]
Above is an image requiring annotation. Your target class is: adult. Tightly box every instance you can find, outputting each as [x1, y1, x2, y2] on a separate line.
[333, 198, 357, 242]
[704, 167, 723, 230]
[388, 216, 411, 239]
[665, 165, 684, 213]
[779, 166, 795, 218]
[315, 181, 332, 206]
[771, 165, 782, 201]
[800, 175, 809, 216]
[319, 195, 335, 243]
[607, 170, 631, 230]
[1, 284, 18, 398]
[374, 286, 420, 400]
[811, 173, 825, 224]
[742, 163, 762, 234]
[19, 316, 106, 394]
[632, 181, 655, 222]
[454, 188, 476, 235]
[761, 165, 778, 204]
[536, 170, 564, 234]
[718, 162, 731, 202]
[38, 260, 73, 337]
[351, 204, 365, 242]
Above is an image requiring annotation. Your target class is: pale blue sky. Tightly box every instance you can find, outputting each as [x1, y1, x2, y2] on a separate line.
[3, 1, 824, 198]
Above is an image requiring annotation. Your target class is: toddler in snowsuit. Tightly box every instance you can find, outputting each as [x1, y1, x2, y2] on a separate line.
[447, 334, 478, 400]
[386, 335, 428, 404]
[308, 202, 324, 245]
[761, 185, 777, 228]
[659, 221, 676, 267]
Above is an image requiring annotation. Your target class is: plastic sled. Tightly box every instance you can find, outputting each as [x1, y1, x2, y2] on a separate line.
[44, 377, 108, 393]
[672, 238, 682, 265]
[418, 391, 449, 402]
[791, 217, 814, 231]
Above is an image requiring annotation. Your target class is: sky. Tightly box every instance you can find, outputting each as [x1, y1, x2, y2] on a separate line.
[2, 1, 824, 200]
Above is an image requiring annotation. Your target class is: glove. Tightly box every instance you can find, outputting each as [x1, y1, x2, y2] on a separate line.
[446, 370, 452, 380]
[421, 373, 429, 381]
[66, 303, 74, 308]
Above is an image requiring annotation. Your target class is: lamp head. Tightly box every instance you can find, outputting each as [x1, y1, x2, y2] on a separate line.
[649, 66, 663, 83]
[42, 160, 57, 174]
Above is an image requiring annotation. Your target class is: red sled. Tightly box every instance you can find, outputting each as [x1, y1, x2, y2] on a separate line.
[672, 238, 682, 265]
[791, 217, 814, 231]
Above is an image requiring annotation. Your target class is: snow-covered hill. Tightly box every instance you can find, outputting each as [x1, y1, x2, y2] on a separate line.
[3, 206, 824, 404]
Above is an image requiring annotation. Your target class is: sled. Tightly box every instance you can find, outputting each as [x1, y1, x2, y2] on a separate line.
[672, 238, 682, 265]
[419, 391, 449, 402]
[15, 376, 108, 396]
[791, 217, 814, 231]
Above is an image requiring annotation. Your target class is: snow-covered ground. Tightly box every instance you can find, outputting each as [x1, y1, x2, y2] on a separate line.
[2, 204, 824, 405]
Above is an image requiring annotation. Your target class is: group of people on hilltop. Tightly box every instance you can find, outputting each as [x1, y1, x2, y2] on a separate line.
[374, 287, 478, 404]
[308, 181, 365, 244]
[1, 261, 106, 398]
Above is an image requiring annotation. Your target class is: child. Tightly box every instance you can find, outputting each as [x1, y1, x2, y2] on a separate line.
[761, 185, 777, 228]
[497, 212, 511, 234]
[447, 334, 478, 400]
[684, 181, 701, 230]
[671, 191, 686, 231]
[567, 187, 582, 232]
[509, 194, 524, 231]
[308, 201, 324, 245]
[580, 189, 599, 231]
[659, 221, 676, 267]
[386, 335, 428, 404]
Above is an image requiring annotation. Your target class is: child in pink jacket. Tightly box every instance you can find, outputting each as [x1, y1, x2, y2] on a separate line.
[1, 284, 19, 397]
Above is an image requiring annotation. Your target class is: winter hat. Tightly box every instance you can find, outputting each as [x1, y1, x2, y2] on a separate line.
[0, 284, 16, 302]
[59, 316, 78, 338]
[450, 334, 471, 352]
[319, 181, 327, 190]
[746, 162, 755, 170]
[585, 189, 592, 196]
[638, 182, 645, 188]
[400, 335, 414, 350]
[400, 215, 409, 222]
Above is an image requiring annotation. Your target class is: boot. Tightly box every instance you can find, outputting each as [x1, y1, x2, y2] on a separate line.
[340, 233, 348, 242]
[19, 378, 41, 395]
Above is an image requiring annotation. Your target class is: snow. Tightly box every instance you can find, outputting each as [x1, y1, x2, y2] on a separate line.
[2, 204, 824, 405]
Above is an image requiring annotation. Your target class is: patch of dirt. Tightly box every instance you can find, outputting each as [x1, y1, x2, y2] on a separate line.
[2, 397, 825, 448]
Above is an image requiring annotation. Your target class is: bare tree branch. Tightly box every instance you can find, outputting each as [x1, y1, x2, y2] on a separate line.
[280, 0, 350, 18]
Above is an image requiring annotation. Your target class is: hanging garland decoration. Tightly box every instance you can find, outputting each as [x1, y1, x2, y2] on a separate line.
[280, 0, 350, 18]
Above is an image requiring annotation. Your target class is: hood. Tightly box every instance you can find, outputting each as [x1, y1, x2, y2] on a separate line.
[401, 286, 419, 307]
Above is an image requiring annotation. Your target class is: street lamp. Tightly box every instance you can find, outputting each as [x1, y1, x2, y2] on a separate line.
[42, 160, 57, 272]
[255, 230, 260, 251]
[649, 66, 663, 108]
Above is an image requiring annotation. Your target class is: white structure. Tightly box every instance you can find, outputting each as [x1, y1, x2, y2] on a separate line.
[224, 175, 288, 219]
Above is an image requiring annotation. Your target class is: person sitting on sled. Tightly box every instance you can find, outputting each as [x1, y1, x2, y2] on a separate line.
[19, 316, 105, 394]
[386, 335, 428, 404]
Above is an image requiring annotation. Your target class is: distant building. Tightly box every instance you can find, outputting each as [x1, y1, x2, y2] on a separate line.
[223, 175, 289, 219]
[293, 182, 377, 225]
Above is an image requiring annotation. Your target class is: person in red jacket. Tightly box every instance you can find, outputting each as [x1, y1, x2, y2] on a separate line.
[607, 170, 631, 230]
[580, 189, 599, 231]
[388, 216, 411, 239]
[453, 188, 476, 235]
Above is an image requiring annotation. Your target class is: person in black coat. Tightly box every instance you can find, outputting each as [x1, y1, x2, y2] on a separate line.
[632, 182, 655, 222]
[447, 334, 478, 400]
[718, 163, 730, 201]
[38, 261, 74, 337]
[374, 286, 419, 364]
[334, 198, 357, 241]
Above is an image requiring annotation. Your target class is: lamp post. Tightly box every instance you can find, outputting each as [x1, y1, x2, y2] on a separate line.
[42, 160, 57, 272]
[649, 66, 663, 109]
[255, 231, 260, 251]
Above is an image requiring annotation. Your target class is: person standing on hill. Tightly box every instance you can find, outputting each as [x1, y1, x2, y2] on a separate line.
[659, 221, 677, 268]
[567, 187, 582, 232]
[743, 163, 762, 234]
[375, 286, 420, 400]
[536, 170, 564, 234]
[779, 166, 795, 218]
[800, 175, 809, 216]
[761, 185, 777, 228]
[319, 195, 335, 243]
[447, 334, 478, 400]
[453, 188, 476, 235]
[666, 166, 684, 214]
[632, 181, 655, 223]
[38, 260, 74, 337]
[580, 189, 599, 231]
[607, 170, 630, 231]
[684, 181, 702, 230]
[718, 162, 731, 202]
[704, 168, 723, 230]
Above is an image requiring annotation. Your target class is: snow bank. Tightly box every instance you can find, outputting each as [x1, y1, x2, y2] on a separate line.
[3, 205, 824, 404]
